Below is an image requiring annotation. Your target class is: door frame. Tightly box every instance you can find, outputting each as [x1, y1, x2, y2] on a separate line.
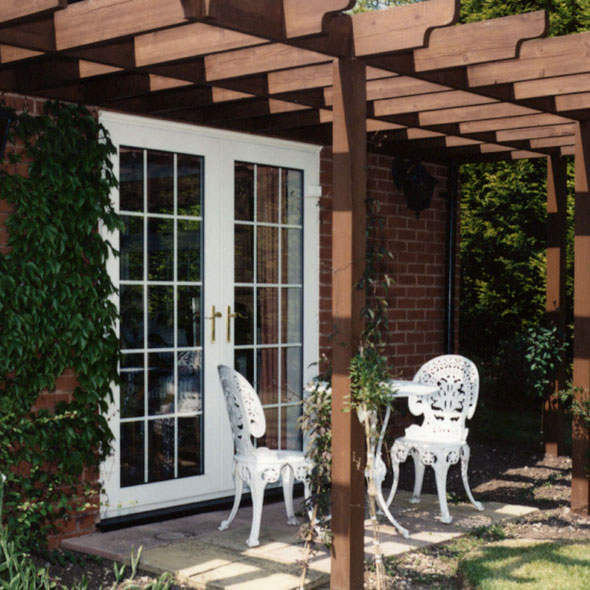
[99, 111, 321, 520]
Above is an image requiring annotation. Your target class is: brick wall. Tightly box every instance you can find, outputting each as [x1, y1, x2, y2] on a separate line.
[319, 147, 453, 379]
[0, 93, 100, 548]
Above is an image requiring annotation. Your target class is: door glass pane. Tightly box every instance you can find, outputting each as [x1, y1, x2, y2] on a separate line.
[178, 351, 202, 413]
[234, 225, 253, 283]
[282, 228, 302, 284]
[120, 285, 144, 350]
[177, 154, 202, 216]
[148, 286, 174, 349]
[148, 419, 175, 482]
[120, 147, 144, 212]
[147, 151, 174, 214]
[257, 348, 279, 405]
[177, 287, 201, 348]
[257, 288, 278, 345]
[257, 227, 278, 284]
[282, 169, 303, 225]
[178, 220, 201, 282]
[148, 352, 174, 415]
[148, 218, 174, 281]
[120, 215, 144, 281]
[257, 166, 279, 223]
[235, 163, 254, 221]
[119, 146, 204, 488]
[234, 287, 254, 345]
[234, 163, 304, 451]
[120, 422, 144, 488]
[121, 353, 144, 419]
[178, 417, 203, 478]
[281, 406, 302, 451]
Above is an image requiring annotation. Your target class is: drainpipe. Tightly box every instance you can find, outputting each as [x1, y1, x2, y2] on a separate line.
[445, 161, 459, 354]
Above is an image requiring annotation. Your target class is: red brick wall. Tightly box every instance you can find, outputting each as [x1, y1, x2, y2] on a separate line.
[319, 147, 453, 379]
[0, 93, 100, 547]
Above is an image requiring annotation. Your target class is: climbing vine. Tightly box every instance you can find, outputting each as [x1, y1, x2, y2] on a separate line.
[0, 101, 120, 548]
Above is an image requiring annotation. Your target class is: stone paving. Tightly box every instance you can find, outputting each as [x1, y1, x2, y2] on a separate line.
[63, 491, 537, 590]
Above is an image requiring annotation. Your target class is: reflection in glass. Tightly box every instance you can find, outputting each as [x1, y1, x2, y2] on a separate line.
[178, 417, 203, 478]
[120, 421, 144, 487]
[178, 351, 202, 413]
[148, 352, 174, 415]
[281, 347, 302, 403]
[235, 163, 254, 221]
[257, 288, 278, 345]
[282, 228, 303, 284]
[235, 349, 254, 385]
[257, 166, 279, 223]
[282, 405, 303, 451]
[177, 154, 202, 216]
[120, 215, 144, 281]
[148, 286, 174, 348]
[234, 287, 254, 345]
[258, 407, 279, 450]
[177, 287, 201, 348]
[120, 285, 144, 350]
[281, 168, 303, 225]
[234, 225, 253, 283]
[177, 220, 201, 282]
[257, 348, 279, 405]
[282, 288, 302, 343]
[121, 353, 144, 418]
[148, 419, 175, 482]
[148, 218, 174, 281]
[147, 151, 174, 214]
[120, 147, 144, 212]
[257, 227, 278, 284]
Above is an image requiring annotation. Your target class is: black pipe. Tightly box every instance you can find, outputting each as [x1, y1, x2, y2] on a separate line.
[445, 161, 459, 354]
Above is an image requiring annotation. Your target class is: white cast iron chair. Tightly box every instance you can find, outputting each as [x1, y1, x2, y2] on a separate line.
[387, 355, 484, 524]
[217, 365, 311, 547]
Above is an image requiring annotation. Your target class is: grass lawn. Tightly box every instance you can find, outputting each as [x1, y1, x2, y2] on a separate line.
[459, 539, 590, 590]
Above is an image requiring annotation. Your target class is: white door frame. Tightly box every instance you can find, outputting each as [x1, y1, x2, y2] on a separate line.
[99, 111, 320, 519]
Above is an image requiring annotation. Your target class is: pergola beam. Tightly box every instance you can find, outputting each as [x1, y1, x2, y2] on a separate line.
[330, 57, 366, 590]
[0, 0, 65, 26]
[572, 120, 590, 514]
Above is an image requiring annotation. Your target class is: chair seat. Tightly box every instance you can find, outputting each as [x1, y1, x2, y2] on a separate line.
[403, 423, 468, 444]
[235, 448, 310, 466]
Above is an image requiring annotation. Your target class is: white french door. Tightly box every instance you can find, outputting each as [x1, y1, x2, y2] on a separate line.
[100, 112, 319, 519]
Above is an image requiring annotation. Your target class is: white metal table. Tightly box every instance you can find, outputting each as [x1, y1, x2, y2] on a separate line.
[362, 379, 439, 538]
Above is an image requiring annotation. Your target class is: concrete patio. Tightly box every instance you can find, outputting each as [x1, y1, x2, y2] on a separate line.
[63, 491, 537, 590]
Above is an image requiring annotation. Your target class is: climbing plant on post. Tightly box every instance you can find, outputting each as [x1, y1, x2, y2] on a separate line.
[0, 101, 120, 548]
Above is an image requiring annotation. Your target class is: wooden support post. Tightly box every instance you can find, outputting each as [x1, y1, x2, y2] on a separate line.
[572, 120, 590, 514]
[330, 57, 367, 590]
[544, 154, 567, 457]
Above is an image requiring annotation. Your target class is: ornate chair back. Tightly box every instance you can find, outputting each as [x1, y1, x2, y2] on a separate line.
[217, 365, 266, 457]
[409, 354, 479, 442]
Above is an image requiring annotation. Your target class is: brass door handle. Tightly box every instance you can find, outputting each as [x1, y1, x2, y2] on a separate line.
[206, 305, 222, 343]
[226, 305, 247, 342]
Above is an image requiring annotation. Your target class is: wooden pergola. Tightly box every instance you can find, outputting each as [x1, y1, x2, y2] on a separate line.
[1, 2, 589, 589]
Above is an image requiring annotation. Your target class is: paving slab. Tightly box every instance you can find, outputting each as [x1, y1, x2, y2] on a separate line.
[63, 492, 538, 590]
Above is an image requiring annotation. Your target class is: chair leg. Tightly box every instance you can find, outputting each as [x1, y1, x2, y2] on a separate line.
[460, 445, 484, 512]
[409, 450, 425, 504]
[433, 455, 452, 524]
[219, 463, 243, 531]
[282, 466, 298, 525]
[247, 471, 267, 547]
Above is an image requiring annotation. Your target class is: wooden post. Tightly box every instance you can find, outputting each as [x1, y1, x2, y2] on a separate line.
[330, 57, 367, 590]
[572, 120, 590, 514]
[544, 154, 567, 457]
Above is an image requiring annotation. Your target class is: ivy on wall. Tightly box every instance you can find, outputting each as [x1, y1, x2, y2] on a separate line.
[0, 101, 120, 548]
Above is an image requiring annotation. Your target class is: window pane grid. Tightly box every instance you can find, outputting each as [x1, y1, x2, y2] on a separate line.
[234, 163, 303, 451]
[119, 146, 204, 488]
